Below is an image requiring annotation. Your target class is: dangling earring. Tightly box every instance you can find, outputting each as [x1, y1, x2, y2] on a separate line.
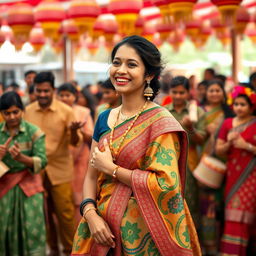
[144, 80, 153, 101]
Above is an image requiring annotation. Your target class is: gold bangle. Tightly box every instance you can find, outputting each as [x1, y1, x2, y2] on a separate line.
[112, 165, 120, 179]
[83, 207, 96, 219]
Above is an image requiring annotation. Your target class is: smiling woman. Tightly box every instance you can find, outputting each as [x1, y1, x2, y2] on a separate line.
[72, 36, 201, 256]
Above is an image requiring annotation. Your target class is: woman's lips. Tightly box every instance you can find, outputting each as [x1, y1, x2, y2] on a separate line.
[115, 77, 130, 86]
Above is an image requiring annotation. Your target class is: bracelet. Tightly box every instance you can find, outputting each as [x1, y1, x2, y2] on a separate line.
[83, 207, 96, 219]
[112, 165, 120, 179]
[80, 198, 97, 217]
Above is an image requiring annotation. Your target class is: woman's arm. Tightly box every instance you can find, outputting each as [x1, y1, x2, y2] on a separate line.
[215, 138, 231, 156]
[82, 139, 116, 248]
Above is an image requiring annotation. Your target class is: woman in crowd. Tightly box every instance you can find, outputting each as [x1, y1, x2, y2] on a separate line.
[57, 83, 94, 225]
[72, 35, 201, 255]
[77, 87, 97, 121]
[198, 80, 234, 255]
[0, 91, 47, 255]
[216, 86, 256, 256]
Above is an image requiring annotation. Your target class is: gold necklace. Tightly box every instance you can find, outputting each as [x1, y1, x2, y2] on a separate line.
[110, 101, 148, 161]
[119, 110, 136, 121]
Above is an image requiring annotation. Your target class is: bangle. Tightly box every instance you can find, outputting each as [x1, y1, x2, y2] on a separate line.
[80, 198, 97, 217]
[83, 207, 96, 219]
[112, 165, 120, 179]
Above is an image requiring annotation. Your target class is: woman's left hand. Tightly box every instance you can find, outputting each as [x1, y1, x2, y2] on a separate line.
[232, 136, 248, 150]
[91, 139, 115, 175]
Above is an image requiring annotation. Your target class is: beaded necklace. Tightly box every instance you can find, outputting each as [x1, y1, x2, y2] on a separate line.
[109, 101, 148, 162]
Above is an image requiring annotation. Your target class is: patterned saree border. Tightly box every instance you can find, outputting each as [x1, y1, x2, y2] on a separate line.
[132, 169, 193, 256]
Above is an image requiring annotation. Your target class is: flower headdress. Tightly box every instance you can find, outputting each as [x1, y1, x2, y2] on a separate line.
[229, 86, 256, 108]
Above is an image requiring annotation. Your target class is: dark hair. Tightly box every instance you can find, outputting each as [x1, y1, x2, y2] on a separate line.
[249, 72, 256, 83]
[28, 84, 35, 94]
[24, 70, 37, 78]
[204, 80, 234, 118]
[205, 68, 215, 76]
[34, 71, 55, 88]
[57, 83, 78, 95]
[111, 35, 163, 100]
[197, 80, 208, 88]
[9, 82, 20, 89]
[80, 88, 97, 120]
[101, 78, 115, 90]
[0, 91, 24, 111]
[170, 76, 190, 91]
[214, 74, 227, 84]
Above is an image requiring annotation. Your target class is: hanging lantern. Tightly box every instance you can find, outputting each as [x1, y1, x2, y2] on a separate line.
[12, 38, 26, 51]
[141, 24, 156, 42]
[62, 19, 80, 42]
[35, 1, 66, 38]
[152, 0, 171, 24]
[235, 7, 250, 35]
[86, 41, 99, 55]
[168, 30, 184, 51]
[197, 24, 212, 47]
[185, 19, 201, 38]
[246, 28, 256, 45]
[91, 17, 104, 41]
[211, 17, 227, 38]
[0, 30, 5, 47]
[102, 16, 118, 44]
[108, 0, 143, 35]
[29, 24, 46, 52]
[217, 30, 230, 47]
[156, 21, 173, 41]
[51, 38, 64, 54]
[68, 0, 100, 35]
[168, 0, 198, 23]
[211, 0, 242, 26]
[7, 3, 34, 42]
[135, 16, 144, 35]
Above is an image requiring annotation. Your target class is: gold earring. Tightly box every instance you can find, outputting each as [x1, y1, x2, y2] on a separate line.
[144, 80, 153, 101]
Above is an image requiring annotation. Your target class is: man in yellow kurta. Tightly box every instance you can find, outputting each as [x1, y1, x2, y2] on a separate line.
[24, 71, 82, 256]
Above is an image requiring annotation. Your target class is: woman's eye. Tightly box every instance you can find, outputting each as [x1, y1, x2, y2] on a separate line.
[128, 62, 137, 68]
[112, 60, 120, 66]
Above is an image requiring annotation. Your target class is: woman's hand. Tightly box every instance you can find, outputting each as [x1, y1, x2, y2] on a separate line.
[8, 142, 21, 160]
[86, 211, 115, 248]
[0, 137, 12, 160]
[91, 139, 116, 175]
[227, 131, 239, 142]
[206, 123, 217, 135]
[233, 136, 248, 150]
[181, 115, 193, 130]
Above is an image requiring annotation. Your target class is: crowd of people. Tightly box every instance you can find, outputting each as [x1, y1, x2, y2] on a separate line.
[0, 35, 256, 256]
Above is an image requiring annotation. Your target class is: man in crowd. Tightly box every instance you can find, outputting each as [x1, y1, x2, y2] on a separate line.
[23, 70, 37, 105]
[24, 71, 82, 256]
[203, 68, 216, 81]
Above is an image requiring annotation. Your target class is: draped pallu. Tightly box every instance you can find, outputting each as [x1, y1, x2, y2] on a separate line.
[72, 107, 201, 256]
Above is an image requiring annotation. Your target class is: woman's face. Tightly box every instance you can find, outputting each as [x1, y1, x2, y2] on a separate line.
[77, 92, 87, 107]
[233, 97, 252, 118]
[1, 105, 22, 129]
[58, 90, 76, 107]
[110, 44, 148, 97]
[206, 84, 224, 105]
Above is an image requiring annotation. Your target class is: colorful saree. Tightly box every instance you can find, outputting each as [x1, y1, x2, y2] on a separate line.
[72, 106, 201, 256]
[218, 117, 256, 256]
[198, 106, 225, 255]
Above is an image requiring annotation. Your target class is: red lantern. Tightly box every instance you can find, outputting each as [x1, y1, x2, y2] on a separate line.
[7, 3, 34, 42]
[168, 0, 198, 22]
[156, 21, 173, 41]
[235, 7, 250, 35]
[29, 24, 46, 52]
[68, 0, 100, 35]
[102, 16, 118, 44]
[152, 0, 171, 24]
[86, 41, 99, 55]
[246, 28, 256, 45]
[35, 1, 66, 38]
[135, 16, 144, 35]
[108, 0, 143, 35]
[211, 0, 242, 25]
[62, 19, 80, 42]
[185, 19, 201, 38]
[91, 17, 104, 41]
[141, 24, 156, 42]
[217, 30, 230, 47]
[211, 17, 227, 38]
[168, 30, 184, 51]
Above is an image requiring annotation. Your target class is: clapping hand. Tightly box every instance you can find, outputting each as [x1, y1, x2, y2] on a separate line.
[233, 135, 248, 150]
[181, 115, 193, 130]
[70, 121, 86, 131]
[9, 141, 21, 160]
[0, 137, 12, 160]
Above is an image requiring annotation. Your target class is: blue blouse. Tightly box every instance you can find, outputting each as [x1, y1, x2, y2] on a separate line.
[93, 109, 111, 142]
